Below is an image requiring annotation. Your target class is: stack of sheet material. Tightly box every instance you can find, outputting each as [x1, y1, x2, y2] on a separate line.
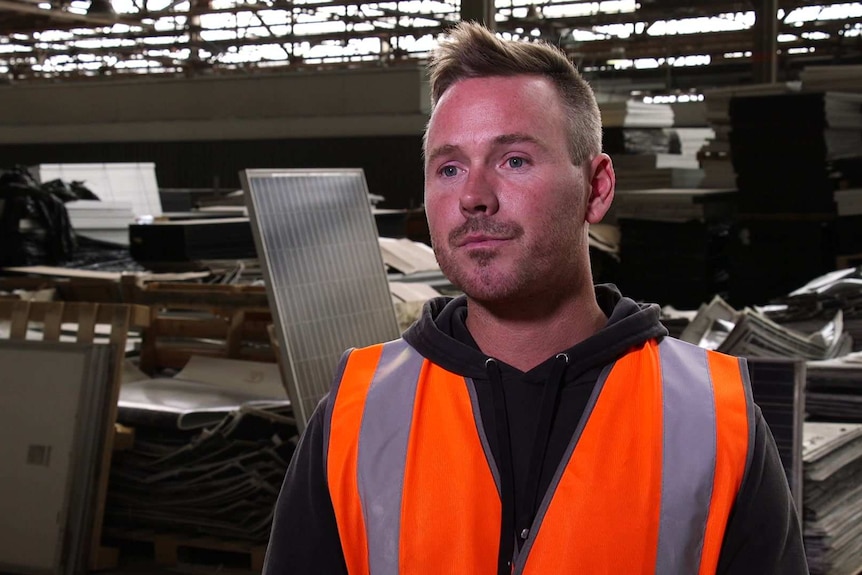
[65, 200, 136, 245]
[746, 358, 806, 499]
[615, 189, 736, 309]
[672, 127, 715, 161]
[680, 295, 851, 361]
[608, 125, 712, 189]
[729, 91, 862, 214]
[806, 352, 862, 423]
[802, 422, 862, 575]
[603, 126, 671, 156]
[107, 357, 296, 542]
[770, 267, 862, 352]
[801, 65, 862, 93]
[599, 101, 674, 128]
[614, 166, 704, 190]
[614, 188, 736, 223]
[670, 101, 708, 127]
[699, 83, 798, 190]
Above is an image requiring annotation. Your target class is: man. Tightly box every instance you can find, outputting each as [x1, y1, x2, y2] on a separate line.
[263, 22, 808, 574]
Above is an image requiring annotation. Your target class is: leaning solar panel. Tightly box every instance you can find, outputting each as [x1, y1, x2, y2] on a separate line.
[242, 169, 401, 431]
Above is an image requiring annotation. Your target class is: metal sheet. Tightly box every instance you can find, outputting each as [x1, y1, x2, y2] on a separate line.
[242, 169, 400, 430]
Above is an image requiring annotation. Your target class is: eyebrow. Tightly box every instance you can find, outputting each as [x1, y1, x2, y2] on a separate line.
[425, 143, 460, 168]
[425, 133, 547, 168]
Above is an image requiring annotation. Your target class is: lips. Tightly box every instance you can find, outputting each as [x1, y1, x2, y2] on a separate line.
[449, 220, 523, 249]
[456, 234, 510, 247]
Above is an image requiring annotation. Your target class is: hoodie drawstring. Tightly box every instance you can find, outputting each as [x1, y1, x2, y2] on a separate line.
[487, 353, 570, 575]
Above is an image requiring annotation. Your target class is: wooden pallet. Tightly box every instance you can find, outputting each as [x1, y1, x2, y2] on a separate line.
[129, 281, 276, 374]
[103, 528, 267, 572]
[0, 300, 150, 571]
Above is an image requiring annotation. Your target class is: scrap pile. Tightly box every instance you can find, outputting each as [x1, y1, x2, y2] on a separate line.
[106, 357, 296, 542]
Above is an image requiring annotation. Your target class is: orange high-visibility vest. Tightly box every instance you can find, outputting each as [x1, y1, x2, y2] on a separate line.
[324, 337, 752, 575]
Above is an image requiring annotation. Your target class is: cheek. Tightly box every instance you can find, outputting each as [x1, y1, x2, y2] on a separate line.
[423, 196, 450, 244]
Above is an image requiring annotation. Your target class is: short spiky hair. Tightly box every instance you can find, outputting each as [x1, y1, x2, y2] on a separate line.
[427, 22, 602, 166]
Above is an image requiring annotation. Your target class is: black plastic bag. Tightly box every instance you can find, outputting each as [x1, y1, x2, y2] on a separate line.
[0, 167, 78, 266]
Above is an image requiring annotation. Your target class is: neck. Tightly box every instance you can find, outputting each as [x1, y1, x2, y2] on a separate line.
[465, 286, 607, 372]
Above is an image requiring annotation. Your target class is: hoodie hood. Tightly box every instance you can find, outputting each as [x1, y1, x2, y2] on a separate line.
[402, 283, 668, 381]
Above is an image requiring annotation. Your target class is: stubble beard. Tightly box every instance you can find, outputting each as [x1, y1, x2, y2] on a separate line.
[433, 218, 586, 307]
[432, 218, 527, 303]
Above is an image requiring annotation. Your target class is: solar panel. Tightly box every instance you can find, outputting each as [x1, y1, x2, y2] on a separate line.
[242, 168, 401, 430]
[0, 340, 112, 575]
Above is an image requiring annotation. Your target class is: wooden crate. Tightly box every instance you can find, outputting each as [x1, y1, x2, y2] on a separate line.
[0, 300, 150, 571]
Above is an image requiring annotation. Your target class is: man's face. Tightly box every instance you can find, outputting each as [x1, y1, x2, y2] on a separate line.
[424, 75, 594, 304]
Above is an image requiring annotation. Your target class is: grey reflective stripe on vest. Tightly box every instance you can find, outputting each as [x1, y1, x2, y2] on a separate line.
[655, 337, 718, 574]
[356, 338, 424, 575]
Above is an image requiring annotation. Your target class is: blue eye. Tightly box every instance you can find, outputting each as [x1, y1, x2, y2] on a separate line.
[507, 157, 525, 168]
[441, 165, 458, 177]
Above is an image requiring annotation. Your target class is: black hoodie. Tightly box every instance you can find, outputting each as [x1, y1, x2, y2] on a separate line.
[262, 285, 809, 574]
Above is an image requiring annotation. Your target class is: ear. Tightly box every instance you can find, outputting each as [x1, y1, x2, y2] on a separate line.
[585, 153, 615, 224]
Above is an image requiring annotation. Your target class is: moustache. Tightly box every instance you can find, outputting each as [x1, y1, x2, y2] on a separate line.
[448, 219, 524, 247]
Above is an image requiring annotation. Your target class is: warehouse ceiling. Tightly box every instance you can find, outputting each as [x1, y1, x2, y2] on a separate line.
[0, 0, 860, 90]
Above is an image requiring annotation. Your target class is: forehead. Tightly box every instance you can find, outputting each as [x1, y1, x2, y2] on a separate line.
[426, 75, 569, 147]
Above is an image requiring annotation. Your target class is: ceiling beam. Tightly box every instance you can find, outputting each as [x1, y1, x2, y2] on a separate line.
[0, 0, 146, 26]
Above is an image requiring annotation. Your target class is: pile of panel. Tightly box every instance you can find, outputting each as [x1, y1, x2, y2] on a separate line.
[806, 352, 862, 423]
[802, 422, 862, 575]
[599, 100, 674, 128]
[614, 189, 736, 309]
[746, 358, 806, 499]
[769, 267, 862, 352]
[106, 358, 296, 542]
[699, 83, 796, 189]
[600, 101, 700, 190]
[680, 295, 850, 361]
[728, 91, 862, 306]
[801, 65, 862, 93]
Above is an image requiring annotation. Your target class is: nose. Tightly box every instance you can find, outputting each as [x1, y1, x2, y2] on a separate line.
[459, 166, 499, 218]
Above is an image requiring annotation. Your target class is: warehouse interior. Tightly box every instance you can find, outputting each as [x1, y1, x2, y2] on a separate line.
[1, 0, 862, 573]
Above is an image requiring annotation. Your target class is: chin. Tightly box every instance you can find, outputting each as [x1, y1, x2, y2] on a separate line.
[452, 272, 523, 303]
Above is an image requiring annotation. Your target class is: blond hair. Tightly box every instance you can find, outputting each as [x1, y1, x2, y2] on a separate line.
[426, 22, 602, 165]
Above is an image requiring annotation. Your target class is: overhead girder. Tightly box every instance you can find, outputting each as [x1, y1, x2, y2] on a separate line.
[1, 0, 860, 80]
